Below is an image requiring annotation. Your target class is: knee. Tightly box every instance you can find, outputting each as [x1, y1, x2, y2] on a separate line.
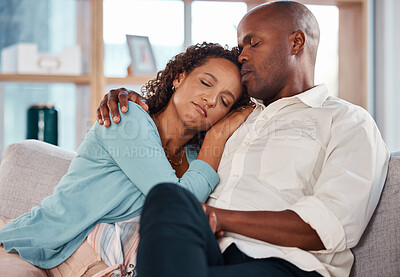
[140, 183, 206, 237]
[146, 183, 195, 206]
[142, 183, 201, 219]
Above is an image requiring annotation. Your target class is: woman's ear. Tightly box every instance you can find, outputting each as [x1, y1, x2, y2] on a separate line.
[172, 72, 186, 90]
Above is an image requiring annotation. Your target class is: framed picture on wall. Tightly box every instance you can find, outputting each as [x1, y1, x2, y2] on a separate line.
[126, 35, 157, 76]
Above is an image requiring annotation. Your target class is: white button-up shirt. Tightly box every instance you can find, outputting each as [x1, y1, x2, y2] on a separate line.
[207, 84, 390, 277]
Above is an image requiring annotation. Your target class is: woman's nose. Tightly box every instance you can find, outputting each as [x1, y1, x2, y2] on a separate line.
[203, 93, 217, 107]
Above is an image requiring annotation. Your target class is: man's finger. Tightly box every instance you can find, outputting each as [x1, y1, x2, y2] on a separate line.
[99, 102, 111, 128]
[96, 108, 103, 125]
[201, 203, 207, 214]
[138, 98, 149, 112]
[209, 211, 217, 233]
[118, 92, 129, 113]
[128, 91, 149, 112]
[108, 90, 124, 123]
[216, 231, 224, 239]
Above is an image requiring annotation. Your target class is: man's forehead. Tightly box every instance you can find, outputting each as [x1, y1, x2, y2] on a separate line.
[237, 17, 278, 43]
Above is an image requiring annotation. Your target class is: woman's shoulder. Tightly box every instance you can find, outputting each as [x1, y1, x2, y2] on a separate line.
[119, 102, 156, 128]
[123, 102, 152, 120]
[88, 102, 157, 145]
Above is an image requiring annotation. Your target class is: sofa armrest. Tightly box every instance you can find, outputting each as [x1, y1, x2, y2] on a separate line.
[350, 151, 400, 277]
[0, 140, 75, 219]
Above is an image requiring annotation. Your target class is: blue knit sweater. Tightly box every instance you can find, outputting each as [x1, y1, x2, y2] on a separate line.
[0, 102, 219, 268]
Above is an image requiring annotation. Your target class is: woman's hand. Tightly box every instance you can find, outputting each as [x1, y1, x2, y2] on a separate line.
[96, 88, 149, 127]
[197, 106, 253, 171]
[206, 106, 254, 142]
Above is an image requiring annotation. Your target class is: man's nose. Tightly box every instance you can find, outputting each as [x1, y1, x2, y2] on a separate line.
[238, 48, 249, 64]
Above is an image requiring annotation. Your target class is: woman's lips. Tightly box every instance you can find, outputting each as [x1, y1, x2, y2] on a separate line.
[193, 103, 207, 118]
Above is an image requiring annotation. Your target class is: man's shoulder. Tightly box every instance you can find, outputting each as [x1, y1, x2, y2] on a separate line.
[322, 96, 377, 130]
[323, 96, 370, 117]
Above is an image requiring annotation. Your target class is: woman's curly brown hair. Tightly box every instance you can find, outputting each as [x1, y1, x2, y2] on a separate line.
[142, 42, 252, 114]
[141, 42, 253, 148]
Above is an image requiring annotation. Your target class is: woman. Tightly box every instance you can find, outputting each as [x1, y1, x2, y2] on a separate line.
[0, 42, 252, 275]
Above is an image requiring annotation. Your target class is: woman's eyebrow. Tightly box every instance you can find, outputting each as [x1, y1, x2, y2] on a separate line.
[225, 91, 236, 101]
[205, 73, 217, 82]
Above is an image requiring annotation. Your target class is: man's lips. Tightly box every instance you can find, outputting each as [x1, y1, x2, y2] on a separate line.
[241, 70, 253, 82]
[241, 66, 255, 82]
[193, 103, 207, 118]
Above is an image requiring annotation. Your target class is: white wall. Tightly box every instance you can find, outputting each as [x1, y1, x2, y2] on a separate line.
[374, 0, 400, 152]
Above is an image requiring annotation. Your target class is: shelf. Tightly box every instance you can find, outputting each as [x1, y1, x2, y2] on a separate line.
[106, 76, 154, 85]
[0, 74, 153, 86]
[0, 74, 91, 84]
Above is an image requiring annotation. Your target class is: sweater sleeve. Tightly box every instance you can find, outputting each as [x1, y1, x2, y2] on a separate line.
[92, 102, 219, 202]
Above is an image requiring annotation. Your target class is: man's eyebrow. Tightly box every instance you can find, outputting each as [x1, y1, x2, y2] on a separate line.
[238, 33, 254, 47]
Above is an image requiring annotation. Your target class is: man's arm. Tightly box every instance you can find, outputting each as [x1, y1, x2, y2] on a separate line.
[204, 107, 389, 254]
[202, 204, 325, 251]
[97, 88, 148, 127]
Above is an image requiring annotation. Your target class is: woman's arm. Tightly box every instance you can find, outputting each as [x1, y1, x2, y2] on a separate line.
[95, 102, 246, 202]
[197, 107, 253, 171]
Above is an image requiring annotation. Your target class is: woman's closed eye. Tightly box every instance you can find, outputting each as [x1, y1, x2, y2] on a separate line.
[221, 96, 229, 108]
[200, 79, 212, 87]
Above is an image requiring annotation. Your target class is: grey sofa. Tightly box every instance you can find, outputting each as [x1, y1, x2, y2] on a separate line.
[0, 140, 399, 276]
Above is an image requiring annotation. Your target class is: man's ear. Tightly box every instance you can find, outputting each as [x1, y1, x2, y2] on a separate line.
[172, 72, 186, 89]
[290, 30, 305, 55]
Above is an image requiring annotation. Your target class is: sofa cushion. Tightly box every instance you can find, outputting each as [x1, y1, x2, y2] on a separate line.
[350, 152, 400, 277]
[0, 140, 75, 219]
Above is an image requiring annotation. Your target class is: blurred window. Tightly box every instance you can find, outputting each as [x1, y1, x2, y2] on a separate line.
[307, 5, 339, 96]
[103, 0, 184, 77]
[191, 1, 247, 48]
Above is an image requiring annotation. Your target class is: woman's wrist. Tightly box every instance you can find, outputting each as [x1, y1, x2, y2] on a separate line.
[197, 133, 226, 171]
[205, 126, 229, 143]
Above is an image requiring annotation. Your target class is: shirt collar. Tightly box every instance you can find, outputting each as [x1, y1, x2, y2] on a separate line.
[251, 84, 329, 109]
[295, 84, 329, 108]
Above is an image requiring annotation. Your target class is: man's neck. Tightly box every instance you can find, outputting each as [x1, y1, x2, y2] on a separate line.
[263, 75, 315, 106]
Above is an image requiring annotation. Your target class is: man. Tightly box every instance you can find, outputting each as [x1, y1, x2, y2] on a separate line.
[97, 1, 389, 276]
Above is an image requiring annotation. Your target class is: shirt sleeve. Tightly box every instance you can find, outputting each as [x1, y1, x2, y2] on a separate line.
[288, 106, 390, 253]
[92, 102, 219, 202]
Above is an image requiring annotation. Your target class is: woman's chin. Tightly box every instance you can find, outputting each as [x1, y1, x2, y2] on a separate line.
[182, 120, 208, 133]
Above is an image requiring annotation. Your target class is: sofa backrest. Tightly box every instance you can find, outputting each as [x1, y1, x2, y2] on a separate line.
[0, 140, 75, 219]
[350, 152, 400, 277]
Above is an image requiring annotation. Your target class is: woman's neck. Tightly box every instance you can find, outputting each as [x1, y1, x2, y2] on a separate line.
[151, 106, 197, 156]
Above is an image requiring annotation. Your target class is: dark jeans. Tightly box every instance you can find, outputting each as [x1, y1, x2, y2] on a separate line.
[136, 183, 322, 277]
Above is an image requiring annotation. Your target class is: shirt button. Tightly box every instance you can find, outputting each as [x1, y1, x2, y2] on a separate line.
[262, 115, 269, 120]
[244, 141, 251, 147]
[129, 264, 134, 268]
[233, 174, 240, 179]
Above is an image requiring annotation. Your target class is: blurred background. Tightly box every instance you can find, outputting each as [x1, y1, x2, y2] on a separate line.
[0, 0, 398, 156]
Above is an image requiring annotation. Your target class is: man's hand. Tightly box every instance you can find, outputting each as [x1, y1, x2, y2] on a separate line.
[96, 88, 149, 127]
[200, 205, 325, 251]
[201, 203, 224, 238]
